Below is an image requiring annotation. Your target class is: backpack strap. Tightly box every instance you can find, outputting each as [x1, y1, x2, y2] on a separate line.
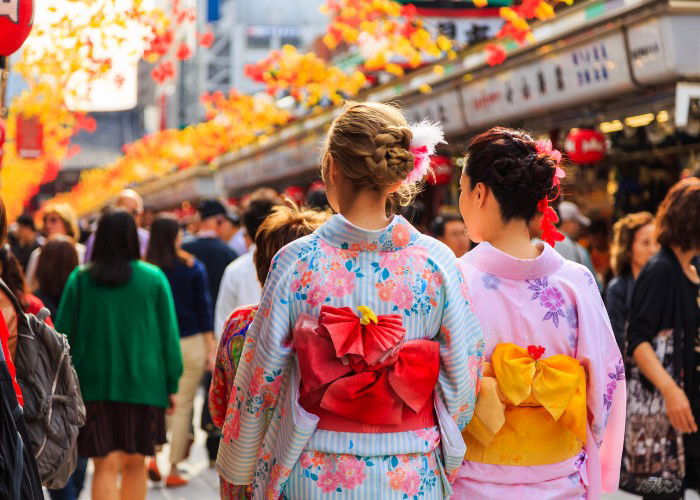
[0, 304, 22, 406]
[0, 279, 26, 320]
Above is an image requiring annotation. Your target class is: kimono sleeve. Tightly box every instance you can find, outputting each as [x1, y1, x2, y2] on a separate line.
[221, 247, 295, 485]
[572, 269, 625, 494]
[434, 245, 484, 431]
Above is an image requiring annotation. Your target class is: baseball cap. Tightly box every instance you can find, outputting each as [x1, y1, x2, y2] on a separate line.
[198, 200, 228, 220]
[557, 201, 591, 227]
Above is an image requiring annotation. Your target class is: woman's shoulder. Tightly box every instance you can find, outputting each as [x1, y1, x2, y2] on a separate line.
[132, 260, 168, 283]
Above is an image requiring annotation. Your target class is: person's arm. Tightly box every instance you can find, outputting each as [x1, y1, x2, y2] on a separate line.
[604, 278, 628, 353]
[628, 260, 695, 433]
[572, 266, 625, 493]
[192, 262, 216, 369]
[156, 271, 183, 397]
[634, 343, 696, 433]
[215, 263, 237, 338]
[222, 247, 294, 486]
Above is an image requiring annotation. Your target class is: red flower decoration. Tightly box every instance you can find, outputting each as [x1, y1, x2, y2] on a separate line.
[527, 345, 546, 360]
[485, 44, 507, 66]
[535, 140, 566, 246]
[198, 31, 214, 48]
[176, 43, 192, 60]
[151, 60, 175, 84]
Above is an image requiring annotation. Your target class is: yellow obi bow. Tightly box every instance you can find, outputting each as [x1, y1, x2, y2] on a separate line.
[463, 343, 587, 466]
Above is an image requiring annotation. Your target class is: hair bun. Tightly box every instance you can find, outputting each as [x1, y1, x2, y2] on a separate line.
[465, 127, 561, 222]
[371, 126, 414, 184]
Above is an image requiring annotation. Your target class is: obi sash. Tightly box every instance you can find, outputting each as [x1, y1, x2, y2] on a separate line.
[463, 343, 587, 466]
[292, 305, 439, 433]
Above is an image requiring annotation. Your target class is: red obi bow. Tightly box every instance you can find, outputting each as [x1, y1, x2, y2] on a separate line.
[293, 306, 439, 426]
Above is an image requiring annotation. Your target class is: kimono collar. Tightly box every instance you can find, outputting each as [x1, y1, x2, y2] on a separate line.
[464, 241, 564, 280]
[316, 214, 419, 251]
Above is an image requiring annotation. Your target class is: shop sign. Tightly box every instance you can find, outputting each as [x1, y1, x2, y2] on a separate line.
[222, 134, 319, 190]
[565, 128, 606, 164]
[628, 15, 700, 85]
[15, 114, 43, 158]
[143, 174, 218, 209]
[405, 88, 467, 136]
[461, 31, 633, 128]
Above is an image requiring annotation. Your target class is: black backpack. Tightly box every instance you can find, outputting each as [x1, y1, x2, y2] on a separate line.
[0, 329, 43, 500]
[0, 280, 86, 489]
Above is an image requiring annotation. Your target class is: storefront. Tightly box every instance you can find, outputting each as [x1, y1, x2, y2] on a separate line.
[141, 0, 699, 225]
[136, 166, 221, 211]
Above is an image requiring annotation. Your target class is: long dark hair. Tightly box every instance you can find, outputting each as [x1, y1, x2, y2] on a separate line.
[146, 214, 190, 270]
[36, 236, 79, 300]
[0, 246, 29, 309]
[89, 209, 140, 286]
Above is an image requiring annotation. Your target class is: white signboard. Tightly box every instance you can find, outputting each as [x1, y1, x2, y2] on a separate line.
[222, 134, 320, 190]
[461, 31, 634, 127]
[628, 15, 700, 84]
[405, 87, 467, 136]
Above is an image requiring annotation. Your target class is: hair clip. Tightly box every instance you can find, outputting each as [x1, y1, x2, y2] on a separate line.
[406, 120, 446, 184]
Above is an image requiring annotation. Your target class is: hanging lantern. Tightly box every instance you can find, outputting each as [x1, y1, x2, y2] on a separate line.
[0, 0, 34, 56]
[565, 128, 606, 164]
[284, 185, 305, 204]
[428, 155, 453, 186]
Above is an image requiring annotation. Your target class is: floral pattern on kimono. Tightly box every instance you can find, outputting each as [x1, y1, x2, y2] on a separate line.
[216, 214, 483, 499]
[455, 242, 625, 499]
[210, 305, 258, 428]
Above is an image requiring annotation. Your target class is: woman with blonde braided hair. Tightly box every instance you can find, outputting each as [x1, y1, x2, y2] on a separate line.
[216, 101, 483, 499]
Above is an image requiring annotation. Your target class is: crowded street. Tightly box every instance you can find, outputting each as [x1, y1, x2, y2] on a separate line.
[2, 0, 700, 499]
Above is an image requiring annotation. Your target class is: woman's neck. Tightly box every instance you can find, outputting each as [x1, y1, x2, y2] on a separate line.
[338, 190, 391, 231]
[488, 219, 541, 260]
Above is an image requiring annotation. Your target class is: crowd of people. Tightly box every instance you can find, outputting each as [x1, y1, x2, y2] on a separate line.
[0, 100, 698, 500]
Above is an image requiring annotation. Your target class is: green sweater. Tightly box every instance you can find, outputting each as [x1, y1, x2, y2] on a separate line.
[56, 261, 183, 408]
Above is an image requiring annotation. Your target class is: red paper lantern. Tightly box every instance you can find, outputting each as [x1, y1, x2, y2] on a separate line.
[0, 0, 34, 56]
[428, 155, 453, 186]
[284, 185, 305, 204]
[565, 128, 606, 164]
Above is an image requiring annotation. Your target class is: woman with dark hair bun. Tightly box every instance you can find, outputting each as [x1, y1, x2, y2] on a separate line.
[55, 209, 182, 500]
[453, 127, 625, 498]
[621, 178, 700, 498]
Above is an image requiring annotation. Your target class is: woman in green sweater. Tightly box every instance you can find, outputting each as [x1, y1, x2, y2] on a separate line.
[56, 209, 183, 500]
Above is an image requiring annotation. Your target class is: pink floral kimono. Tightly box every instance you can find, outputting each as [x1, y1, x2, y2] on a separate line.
[453, 242, 625, 499]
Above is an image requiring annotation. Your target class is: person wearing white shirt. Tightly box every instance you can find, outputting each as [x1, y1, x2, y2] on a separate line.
[214, 196, 278, 337]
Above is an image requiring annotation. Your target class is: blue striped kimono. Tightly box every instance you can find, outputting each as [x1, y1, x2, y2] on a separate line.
[216, 214, 483, 499]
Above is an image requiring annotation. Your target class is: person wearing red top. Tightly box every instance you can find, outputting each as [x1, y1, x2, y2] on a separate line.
[209, 202, 329, 499]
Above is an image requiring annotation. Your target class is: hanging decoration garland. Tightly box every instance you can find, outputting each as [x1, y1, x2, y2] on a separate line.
[37, 0, 573, 217]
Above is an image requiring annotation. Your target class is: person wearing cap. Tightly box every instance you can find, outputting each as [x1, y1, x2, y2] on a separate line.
[9, 214, 42, 271]
[214, 197, 276, 338]
[554, 201, 602, 291]
[181, 199, 238, 465]
[83, 189, 151, 263]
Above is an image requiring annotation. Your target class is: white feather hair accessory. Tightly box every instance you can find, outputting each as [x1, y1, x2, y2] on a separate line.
[405, 120, 446, 183]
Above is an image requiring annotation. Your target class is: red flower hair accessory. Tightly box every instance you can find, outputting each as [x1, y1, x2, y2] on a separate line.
[406, 120, 445, 184]
[535, 140, 566, 247]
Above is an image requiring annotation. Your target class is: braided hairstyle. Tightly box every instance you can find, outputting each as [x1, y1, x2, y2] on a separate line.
[321, 102, 418, 206]
[463, 127, 559, 222]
